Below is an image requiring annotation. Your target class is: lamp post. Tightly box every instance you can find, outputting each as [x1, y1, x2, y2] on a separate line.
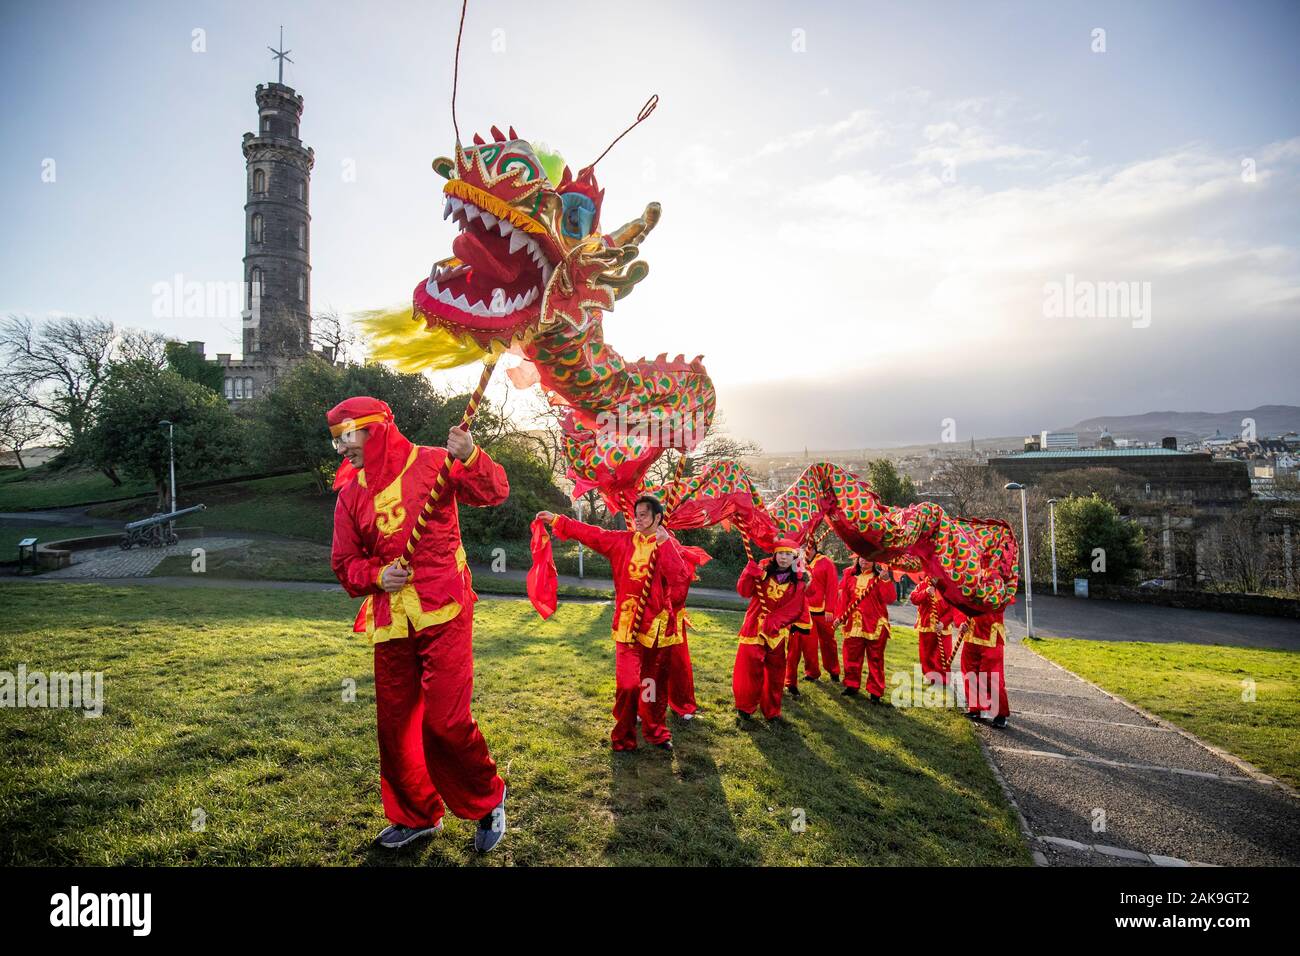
[159, 419, 177, 540]
[1005, 481, 1034, 638]
[1047, 497, 1059, 596]
[573, 497, 586, 579]
[159, 420, 176, 514]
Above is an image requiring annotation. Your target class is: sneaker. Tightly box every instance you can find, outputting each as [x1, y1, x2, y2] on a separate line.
[655, 740, 674, 751]
[786, 685, 800, 697]
[474, 786, 507, 853]
[965, 710, 984, 721]
[830, 673, 840, 683]
[804, 674, 820, 683]
[680, 711, 695, 721]
[868, 693, 883, 705]
[991, 715, 1008, 729]
[842, 685, 859, 697]
[376, 820, 442, 850]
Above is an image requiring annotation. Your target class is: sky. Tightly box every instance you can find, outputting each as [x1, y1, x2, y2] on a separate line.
[2, 0, 1298, 451]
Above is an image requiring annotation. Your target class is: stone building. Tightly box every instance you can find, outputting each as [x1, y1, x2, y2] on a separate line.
[218, 67, 320, 404]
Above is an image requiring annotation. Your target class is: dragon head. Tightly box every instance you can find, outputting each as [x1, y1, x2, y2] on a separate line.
[410, 125, 659, 357]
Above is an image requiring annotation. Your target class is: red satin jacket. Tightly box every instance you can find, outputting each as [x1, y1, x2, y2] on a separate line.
[963, 606, 1009, 648]
[839, 567, 897, 640]
[548, 514, 692, 647]
[806, 553, 839, 614]
[737, 559, 811, 649]
[331, 444, 509, 643]
[909, 578, 961, 634]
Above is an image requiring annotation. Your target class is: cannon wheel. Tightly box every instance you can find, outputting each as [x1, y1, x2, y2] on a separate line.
[119, 536, 133, 551]
[167, 531, 179, 546]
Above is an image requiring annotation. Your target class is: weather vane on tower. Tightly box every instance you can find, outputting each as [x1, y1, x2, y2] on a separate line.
[268, 25, 292, 84]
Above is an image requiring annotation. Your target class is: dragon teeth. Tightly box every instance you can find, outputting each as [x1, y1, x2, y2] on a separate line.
[507, 230, 529, 255]
[442, 199, 453, 220]
[497, 219, 512, 237]
[480, 211, 497, 229]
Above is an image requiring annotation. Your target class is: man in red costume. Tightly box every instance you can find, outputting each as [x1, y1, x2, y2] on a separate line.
[910, 572, 960, 686]
[839, 557, 897, 703]
[960, 604, 1012, 728]
[537, 496, 693, 751]
[735, 539, 811, 722]
[787, 538, 840, 689]
[329, 396, 509, 853]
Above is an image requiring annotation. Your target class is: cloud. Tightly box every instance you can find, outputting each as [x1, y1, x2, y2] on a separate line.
[641, 90, 1299, 447]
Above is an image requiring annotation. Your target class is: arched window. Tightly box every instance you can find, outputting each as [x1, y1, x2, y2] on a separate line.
[233, 378, 244, 400]
[252, 169, 266, 194]
[261, 116, 270, 132]
[244, 377, 254, 398]
[251, 213, 263, 243]
[297, 223, 306, 250]
[297, 274, 305, 301]
[224, 377, 234, 400]
[297, 180, 305, 201]
[248, 268, 263, 308]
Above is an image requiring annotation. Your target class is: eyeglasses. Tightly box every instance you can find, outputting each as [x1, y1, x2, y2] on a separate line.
[331, 431, 358, 453]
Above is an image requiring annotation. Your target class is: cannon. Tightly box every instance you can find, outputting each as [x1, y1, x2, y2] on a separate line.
[119, 504, 207, 550]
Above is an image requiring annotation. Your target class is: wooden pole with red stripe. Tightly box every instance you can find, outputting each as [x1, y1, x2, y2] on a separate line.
[395, 357, 498, 571]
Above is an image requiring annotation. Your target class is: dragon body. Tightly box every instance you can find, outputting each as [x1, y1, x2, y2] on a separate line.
[364, 124, 1019, 617]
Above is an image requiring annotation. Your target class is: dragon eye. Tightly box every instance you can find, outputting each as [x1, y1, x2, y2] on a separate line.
[560, 193, 596, 238]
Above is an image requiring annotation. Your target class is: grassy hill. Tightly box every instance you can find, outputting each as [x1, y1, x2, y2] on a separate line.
[0, 583, 1028, 866]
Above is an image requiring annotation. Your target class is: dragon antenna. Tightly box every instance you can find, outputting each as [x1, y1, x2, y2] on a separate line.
[580, 93, 659, 176]
[451, 0, 469, 149]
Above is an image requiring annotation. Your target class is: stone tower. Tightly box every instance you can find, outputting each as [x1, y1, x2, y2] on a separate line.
[240, 81, 314, 357]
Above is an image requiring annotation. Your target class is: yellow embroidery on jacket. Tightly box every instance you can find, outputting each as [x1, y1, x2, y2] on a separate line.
[613, 533, 662, 644]
[371, 447, 421, 537]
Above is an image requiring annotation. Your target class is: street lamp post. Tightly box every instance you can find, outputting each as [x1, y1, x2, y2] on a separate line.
[573, 497, 586, 579]
[1047, 498, 1059, 596]
[1005, 482, 1034, 638]
[159, 419, 177, 540]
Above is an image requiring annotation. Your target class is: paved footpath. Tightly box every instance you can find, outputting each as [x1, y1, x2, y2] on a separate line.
[38, 537, 253, 579]
[958, 627, 1300, 866]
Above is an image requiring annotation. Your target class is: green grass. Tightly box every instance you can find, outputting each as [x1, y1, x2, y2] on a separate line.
[0, 583, 1028, 866]
[1029, 638, 1300, 788]
[0, 466, 154, 511]
[89, 472, 333, 543]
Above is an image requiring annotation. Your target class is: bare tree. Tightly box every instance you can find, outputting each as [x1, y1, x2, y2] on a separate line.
[1200, 504, 1285, 594]
[312, 309, 358, 364]
[0, 315, 116, 452]
[116, 327, 170, 368]
[0, 386, 48, 469]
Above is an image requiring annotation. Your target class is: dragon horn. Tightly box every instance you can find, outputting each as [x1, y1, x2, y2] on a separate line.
[606, 202, 661, 248]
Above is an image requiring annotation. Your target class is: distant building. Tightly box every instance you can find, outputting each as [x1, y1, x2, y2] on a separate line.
[989, 447, 1251, 510]
[1039, 430, 1079, 450]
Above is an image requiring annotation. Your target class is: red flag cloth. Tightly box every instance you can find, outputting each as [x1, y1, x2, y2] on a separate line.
[527, 516, 558, 619]
[679, 543, 712, 572]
